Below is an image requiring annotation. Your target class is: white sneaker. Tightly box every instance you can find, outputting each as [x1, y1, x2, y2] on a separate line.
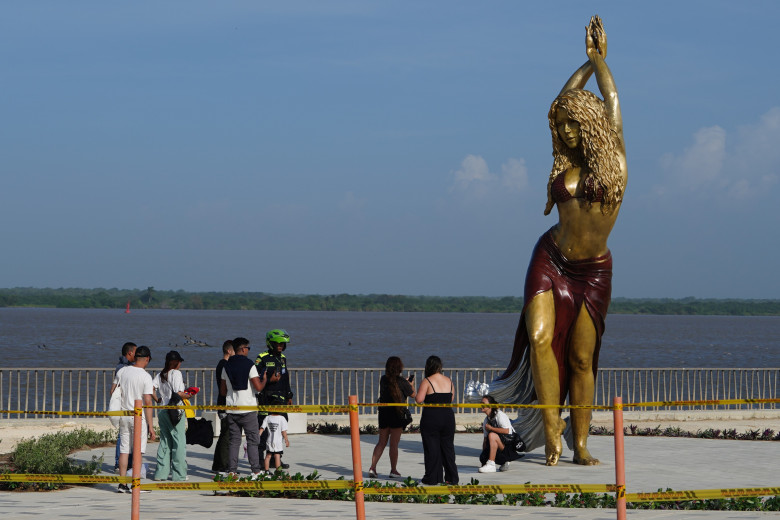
[478, 461, 497, 473]
[499, 462, 511, 472]
[251, 471, 265, 480]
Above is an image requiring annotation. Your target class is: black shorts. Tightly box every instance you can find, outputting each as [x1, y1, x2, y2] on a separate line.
[378, 407, 406, 429]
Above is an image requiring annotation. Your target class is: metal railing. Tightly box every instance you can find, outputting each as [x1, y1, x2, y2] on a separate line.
[1, 367, 777, 419]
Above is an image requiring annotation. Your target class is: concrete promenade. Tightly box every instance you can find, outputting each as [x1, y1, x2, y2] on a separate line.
[1, 419, 778, 519]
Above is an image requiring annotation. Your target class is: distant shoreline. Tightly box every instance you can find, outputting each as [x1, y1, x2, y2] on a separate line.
[1, 288, 778, 316]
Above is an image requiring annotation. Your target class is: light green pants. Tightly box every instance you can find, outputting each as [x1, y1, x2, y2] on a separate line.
[153, 409, 188, 481]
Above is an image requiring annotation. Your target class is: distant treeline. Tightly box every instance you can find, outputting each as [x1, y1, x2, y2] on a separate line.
[0, 287, 777, 316]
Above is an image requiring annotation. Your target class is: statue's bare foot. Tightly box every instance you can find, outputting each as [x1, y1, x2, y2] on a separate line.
[544, 417, 566, 466]
[573, 447, 600, 466]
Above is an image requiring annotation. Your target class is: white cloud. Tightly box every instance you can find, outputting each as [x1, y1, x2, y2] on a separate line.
[449, 154, 528, 199]
[657, 107, 780, 201]
[501, 158, 529, 191]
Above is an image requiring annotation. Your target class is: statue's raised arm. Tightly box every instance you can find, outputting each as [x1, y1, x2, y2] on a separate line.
[585, 16, 624, 152]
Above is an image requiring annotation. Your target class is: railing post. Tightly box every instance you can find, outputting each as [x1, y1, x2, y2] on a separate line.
[131, 399, 143, 520]
[613, 396, 626, 520]
[348, 395, 366, 520]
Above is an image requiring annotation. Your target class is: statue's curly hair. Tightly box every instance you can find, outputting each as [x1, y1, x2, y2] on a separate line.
[545, 89, 624, 215]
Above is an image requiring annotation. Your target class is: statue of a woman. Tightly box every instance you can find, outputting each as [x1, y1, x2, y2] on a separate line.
[488, 16, 626, 466]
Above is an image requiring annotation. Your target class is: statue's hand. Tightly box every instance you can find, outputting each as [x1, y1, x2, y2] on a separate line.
[586, 15, 607, 60]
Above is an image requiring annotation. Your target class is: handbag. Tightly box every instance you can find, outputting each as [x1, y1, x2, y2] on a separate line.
[167, 393, 184, 425]
[402, 407, 413, 428]
[488, 416, 526, 453]
[108, 387, 122, 428]
[501, 431, 526, 453]
[185, 417, 214, 448]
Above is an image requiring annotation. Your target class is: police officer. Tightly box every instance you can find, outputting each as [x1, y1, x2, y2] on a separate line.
[255, 328, 293, 468]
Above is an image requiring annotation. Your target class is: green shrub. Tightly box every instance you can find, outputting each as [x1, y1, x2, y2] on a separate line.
[0, 427, 114, 491]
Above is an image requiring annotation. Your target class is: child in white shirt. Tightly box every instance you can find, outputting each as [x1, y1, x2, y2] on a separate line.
[260, 412, 290, 471]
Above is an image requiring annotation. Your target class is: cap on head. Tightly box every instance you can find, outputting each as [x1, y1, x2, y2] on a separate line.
[266, 329, 290, 349]
[135, 346, 151, 359]
[166, 350, 184, 363]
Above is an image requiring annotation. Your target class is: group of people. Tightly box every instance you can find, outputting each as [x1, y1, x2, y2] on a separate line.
[211, 330, 293, 479]
[112, 341, 523, 490]
[109, 328, 294, 492]
[369, 355, 525, 485]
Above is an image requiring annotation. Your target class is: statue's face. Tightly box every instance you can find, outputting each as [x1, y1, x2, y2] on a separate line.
[555, 107, 581, 149]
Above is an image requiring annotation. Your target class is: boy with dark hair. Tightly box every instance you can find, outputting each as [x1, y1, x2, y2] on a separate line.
[112, 341, 136, 470]
[113, 346, 157, 493]
[211, 340, 234, 473]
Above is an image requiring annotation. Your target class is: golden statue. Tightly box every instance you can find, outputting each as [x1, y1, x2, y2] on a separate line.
[486, 16, 626, 466]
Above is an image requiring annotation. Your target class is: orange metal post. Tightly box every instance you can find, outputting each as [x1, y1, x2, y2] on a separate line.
[613, 396, 626, 520]
[348, 395, 366, 520]
[131, 399, 142, 520]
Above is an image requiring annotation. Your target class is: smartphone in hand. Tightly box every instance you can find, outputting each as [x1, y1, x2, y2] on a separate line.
[407, 373, 415, 382]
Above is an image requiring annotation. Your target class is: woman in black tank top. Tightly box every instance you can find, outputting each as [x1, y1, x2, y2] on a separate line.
[415, 356, 458, 485]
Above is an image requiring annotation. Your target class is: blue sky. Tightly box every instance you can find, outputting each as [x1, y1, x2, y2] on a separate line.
[1, 1, 778, 299]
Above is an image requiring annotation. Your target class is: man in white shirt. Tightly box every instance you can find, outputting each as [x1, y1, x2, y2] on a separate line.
[111, 345, 157, 492]
[219, 337, 266, 477]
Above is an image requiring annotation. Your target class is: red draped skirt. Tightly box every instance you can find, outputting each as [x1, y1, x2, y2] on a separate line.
[499, 230, 612, 403]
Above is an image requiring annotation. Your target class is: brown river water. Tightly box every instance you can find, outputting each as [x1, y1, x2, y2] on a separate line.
[0, 308, 777, 369]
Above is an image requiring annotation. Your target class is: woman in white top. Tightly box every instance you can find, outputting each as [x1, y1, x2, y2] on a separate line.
[478, 395, 517, 473]
[152, 350, 193, 481]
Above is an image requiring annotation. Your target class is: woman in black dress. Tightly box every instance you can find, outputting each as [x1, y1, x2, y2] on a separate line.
[415, 355, 458, 485]
[368, 356, 416, 478]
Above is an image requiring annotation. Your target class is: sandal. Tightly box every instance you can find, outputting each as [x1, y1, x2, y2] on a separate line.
[388, 471, 402, 479]
[368, 469, 378, 478]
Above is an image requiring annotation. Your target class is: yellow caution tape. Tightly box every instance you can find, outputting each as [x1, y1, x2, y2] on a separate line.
[625, 398, 779, 409]
[360, 402, 615, 410]
[3, 473, 777, 502]
[0, 410, 133, 417]
[362, 483, 614, 495]
[626, 486, 780, 502]
[147, 404, 356, 413]
[140, 479, 354, 491]
[0, 474, 131, 484]
[139, 480, 612, 494]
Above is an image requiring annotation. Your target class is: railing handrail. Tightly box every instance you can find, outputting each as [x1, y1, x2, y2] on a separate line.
[2, 367, 778, 419]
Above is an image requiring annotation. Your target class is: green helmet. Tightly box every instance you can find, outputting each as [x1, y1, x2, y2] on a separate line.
[266, 329, 290, 349]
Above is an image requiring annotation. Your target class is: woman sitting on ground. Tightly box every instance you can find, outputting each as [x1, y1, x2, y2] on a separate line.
[478, 395, 522, 473]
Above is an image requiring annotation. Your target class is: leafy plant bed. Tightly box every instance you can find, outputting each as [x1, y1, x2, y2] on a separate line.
[590, 425, 779, 441]
[216, 471, 780, 511]
[308, 422, 779, 440]
[0, 428, 115, 491]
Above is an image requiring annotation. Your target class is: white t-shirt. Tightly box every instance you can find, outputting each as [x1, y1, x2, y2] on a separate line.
[261, 415, 288, 452]
[153, 369, 185, 404]
[113, 366, 154, 412]
[222, 364, 260, 413]
[482, 410, 514, 437]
